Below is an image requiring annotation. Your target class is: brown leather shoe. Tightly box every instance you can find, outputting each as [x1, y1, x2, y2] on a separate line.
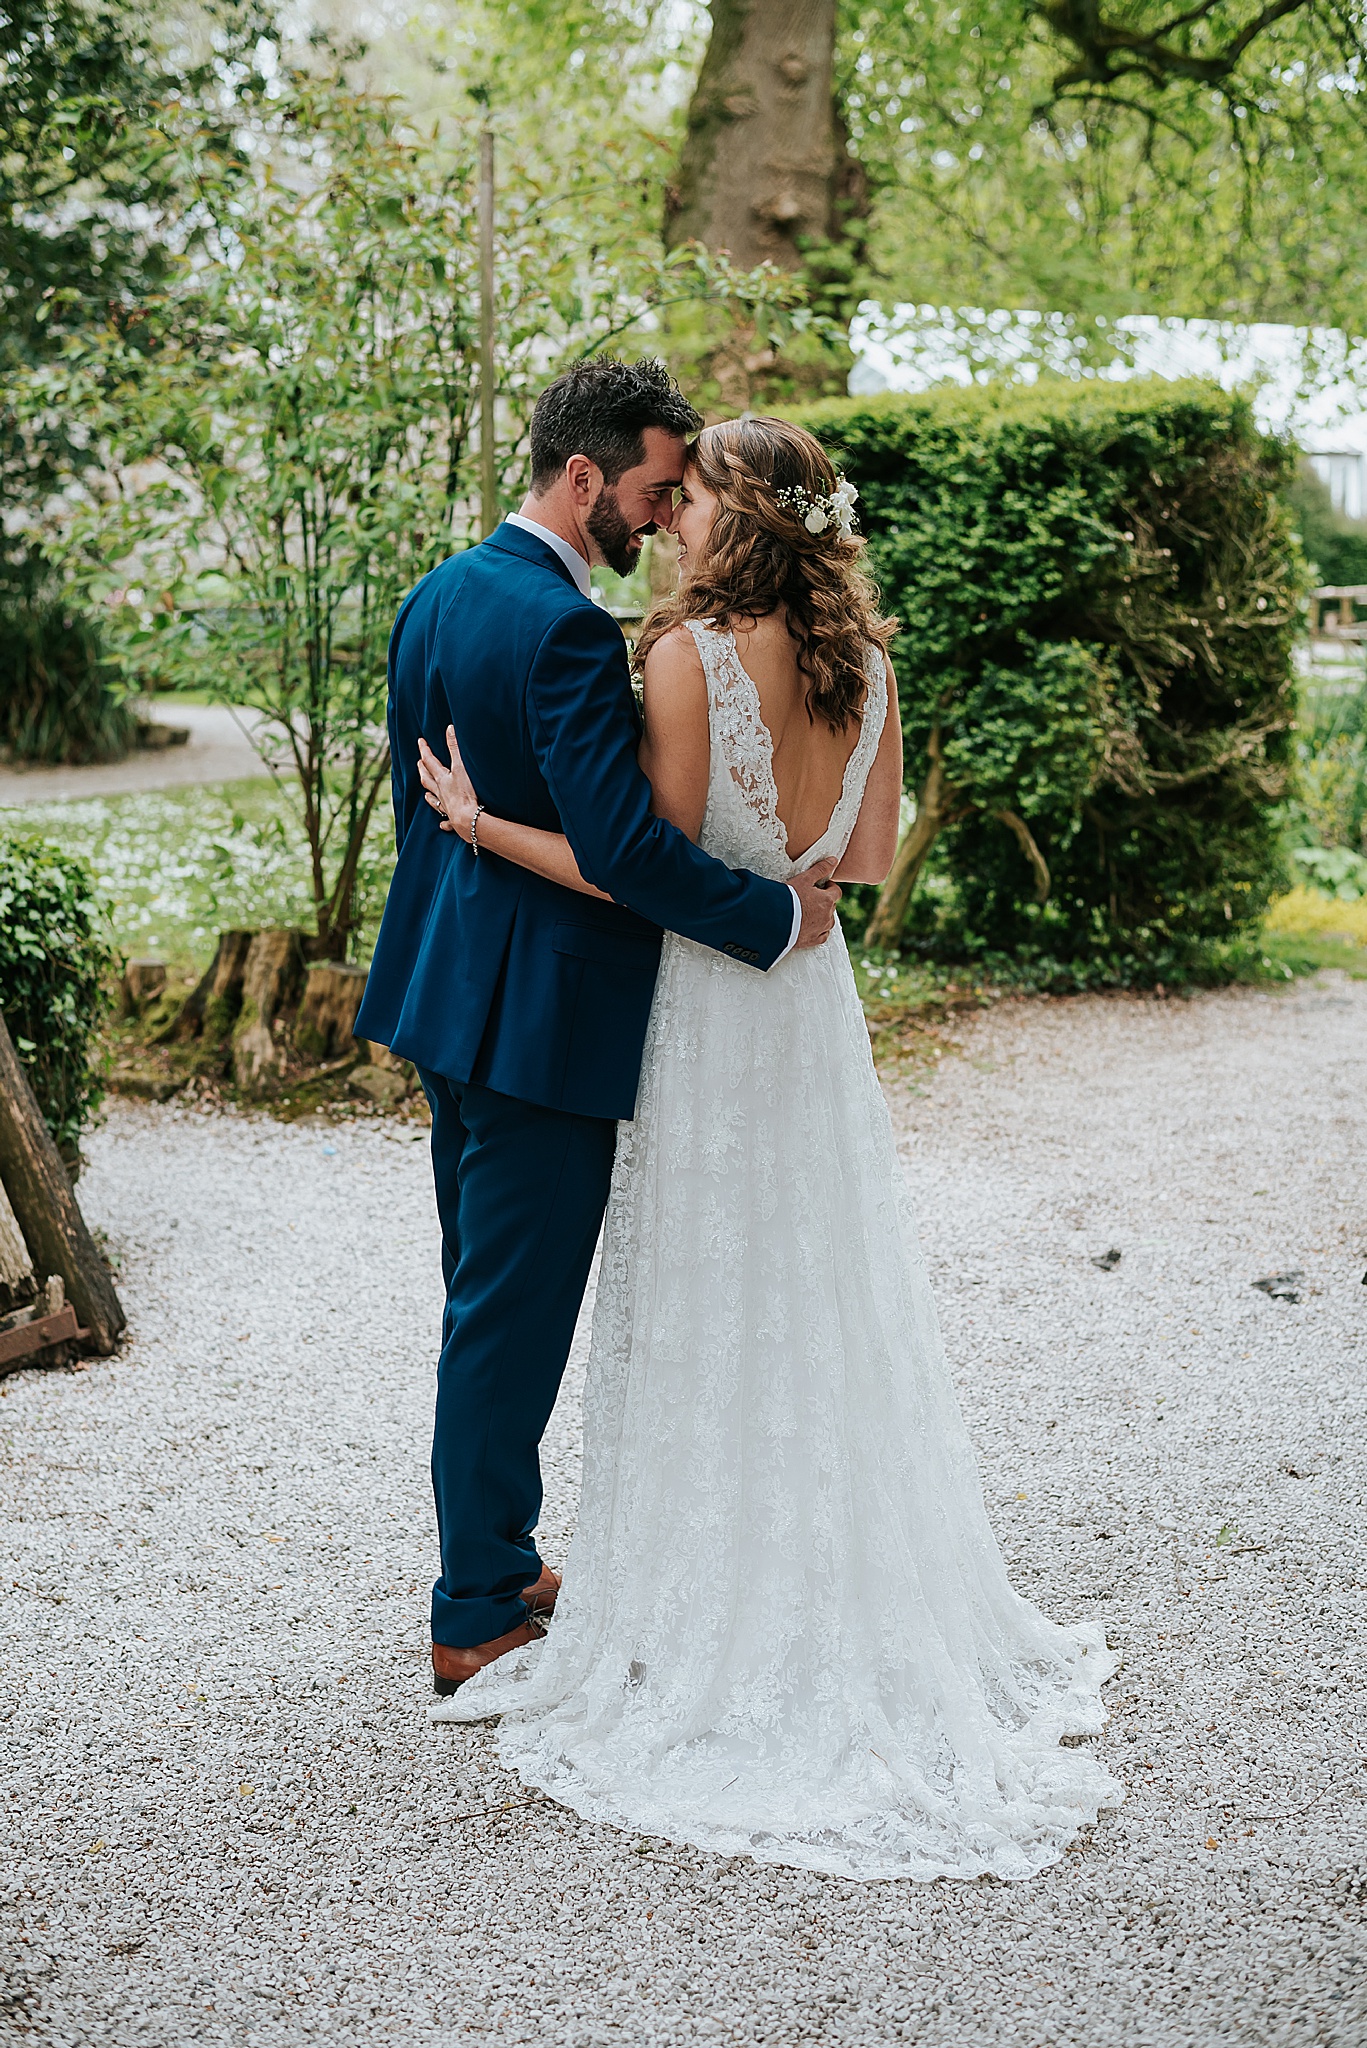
[520, 1563, 561, 1617]
[432, 1619, 542, 1697]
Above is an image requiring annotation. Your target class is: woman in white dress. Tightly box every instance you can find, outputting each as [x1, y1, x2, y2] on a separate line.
[418, 417, 1122, 1882]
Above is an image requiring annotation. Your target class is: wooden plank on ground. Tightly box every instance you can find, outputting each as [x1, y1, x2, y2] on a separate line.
[0, 1300, 84, 1371]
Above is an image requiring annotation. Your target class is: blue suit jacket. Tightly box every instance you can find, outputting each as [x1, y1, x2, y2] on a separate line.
[354, 522, 795, 1120]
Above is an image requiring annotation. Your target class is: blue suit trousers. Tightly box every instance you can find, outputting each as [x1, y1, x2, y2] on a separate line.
[420, 1070, 617, 1648]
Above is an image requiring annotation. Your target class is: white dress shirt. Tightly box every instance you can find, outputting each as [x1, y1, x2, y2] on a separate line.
[503, 510, 803, 962]
[506, 511, 593, 597]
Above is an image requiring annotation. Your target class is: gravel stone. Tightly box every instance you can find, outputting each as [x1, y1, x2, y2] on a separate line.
[2, 974, 1364, 2045]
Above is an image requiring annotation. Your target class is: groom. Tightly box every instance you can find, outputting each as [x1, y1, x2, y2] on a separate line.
[355, 358, 840, 1694]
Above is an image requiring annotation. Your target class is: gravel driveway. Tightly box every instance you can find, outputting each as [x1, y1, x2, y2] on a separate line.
[2, 976, 1364, 2047]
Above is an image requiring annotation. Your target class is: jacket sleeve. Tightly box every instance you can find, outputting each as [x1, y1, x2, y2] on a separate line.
[525, 602, 794, 969]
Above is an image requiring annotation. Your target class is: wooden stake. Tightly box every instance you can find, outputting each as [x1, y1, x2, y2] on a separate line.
[479, 125, 497, 538]
[0, 1011, 125, 1355]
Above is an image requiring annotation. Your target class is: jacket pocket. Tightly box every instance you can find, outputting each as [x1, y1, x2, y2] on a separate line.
[551, 921, 660, 971]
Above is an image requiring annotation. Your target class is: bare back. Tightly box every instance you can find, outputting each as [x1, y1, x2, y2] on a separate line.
[729, 613, 864, 860]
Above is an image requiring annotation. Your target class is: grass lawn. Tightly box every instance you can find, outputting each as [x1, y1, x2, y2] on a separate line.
[1263, 883, 1367, 949]
[1, 776, 396, 981]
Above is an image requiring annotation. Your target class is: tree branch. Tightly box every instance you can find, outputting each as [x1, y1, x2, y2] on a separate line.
[1047, 89, 1203, 151]
[991, 809, 1052, 902]
[1038, 0, 1313, 93]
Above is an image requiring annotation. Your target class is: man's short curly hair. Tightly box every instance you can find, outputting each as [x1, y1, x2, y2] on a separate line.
[529, 358, 701, 492]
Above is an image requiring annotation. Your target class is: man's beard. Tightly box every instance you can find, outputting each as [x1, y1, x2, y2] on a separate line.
[587, 487, 646, 578]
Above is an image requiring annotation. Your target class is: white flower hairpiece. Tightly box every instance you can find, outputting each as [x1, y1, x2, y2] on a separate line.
[776, 476, 860, 540]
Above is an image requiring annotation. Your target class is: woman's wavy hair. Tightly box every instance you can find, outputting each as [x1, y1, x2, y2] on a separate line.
[634, 415, 895, 731]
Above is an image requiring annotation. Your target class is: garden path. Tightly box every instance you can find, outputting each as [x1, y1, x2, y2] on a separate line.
[2, 975, 1365, 2047]
[0, 704, 271, 806]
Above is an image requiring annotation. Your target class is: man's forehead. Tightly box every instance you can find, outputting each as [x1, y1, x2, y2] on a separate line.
[631, 427, 689, 486]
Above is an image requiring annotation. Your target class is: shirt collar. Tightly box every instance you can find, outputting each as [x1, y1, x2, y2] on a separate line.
[505, 513, 593, 599]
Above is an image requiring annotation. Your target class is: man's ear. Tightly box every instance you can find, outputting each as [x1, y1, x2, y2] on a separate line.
[564, 454, 598, 503]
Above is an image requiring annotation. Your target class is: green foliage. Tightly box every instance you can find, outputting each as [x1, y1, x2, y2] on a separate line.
[0, 598, 136, 764]
[790, 378, 1303, 982]
[1293, 844, 1367, 899]
[0, 0, 183, 593]
[1260, 926, 1367, 979]
[1283, 465, 1367, 590]
[840, 0, 1367, 332]
[0, 0, 205, 741]
[0, 1, 265, 762]
[1293, 668, 1367, 858]
[0, 836, 116, 1150]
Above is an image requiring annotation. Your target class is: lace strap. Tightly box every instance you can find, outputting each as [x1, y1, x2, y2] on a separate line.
[686, 620, 788, 861]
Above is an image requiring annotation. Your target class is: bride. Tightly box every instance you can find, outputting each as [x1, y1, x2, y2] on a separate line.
[417, 415, 1122, 1882]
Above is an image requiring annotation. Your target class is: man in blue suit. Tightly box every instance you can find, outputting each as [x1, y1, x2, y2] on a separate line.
[355, 359, 839, 1695]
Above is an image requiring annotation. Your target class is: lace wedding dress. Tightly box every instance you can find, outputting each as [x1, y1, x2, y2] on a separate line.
[435, 623, 1123, 1881]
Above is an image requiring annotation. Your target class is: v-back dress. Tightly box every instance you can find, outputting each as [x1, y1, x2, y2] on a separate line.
[435, 623, 1123, 1881]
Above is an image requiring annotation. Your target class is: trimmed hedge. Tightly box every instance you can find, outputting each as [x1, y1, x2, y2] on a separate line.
[0, 838, 115, 1154]
[790, 382, 1303, 980]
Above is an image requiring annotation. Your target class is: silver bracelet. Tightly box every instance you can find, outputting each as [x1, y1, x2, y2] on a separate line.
[469, 803, 486, 857]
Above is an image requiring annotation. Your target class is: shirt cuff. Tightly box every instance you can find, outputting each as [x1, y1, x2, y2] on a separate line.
[774, 885, 803, 964]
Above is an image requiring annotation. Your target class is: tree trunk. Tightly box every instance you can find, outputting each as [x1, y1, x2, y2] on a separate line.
[294, 962, 368, 1064]
[865, 727, 958, 949]
[668, 0, 841, 270]
[231, 930, 304, 1094]
[0, 1010, 125, 1355]
[158, 927, 257, 1044]
[118, 959, 168, 1017]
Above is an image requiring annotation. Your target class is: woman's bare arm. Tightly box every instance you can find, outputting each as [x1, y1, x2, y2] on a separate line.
[468, 815, 613, 899]
[417, 730, 611, 900]
[835, 656, 903, 884]
[638, 627, 710, 838]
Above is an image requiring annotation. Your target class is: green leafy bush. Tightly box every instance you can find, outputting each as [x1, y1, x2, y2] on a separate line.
[0, 600, 136, 766]
[790, 381, 1303, 982]
[1292, 844, 1367, 898]
[0, 837, 116, 1152]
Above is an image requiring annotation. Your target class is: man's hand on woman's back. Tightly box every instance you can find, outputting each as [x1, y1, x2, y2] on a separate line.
[792, 856, 841, 949]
